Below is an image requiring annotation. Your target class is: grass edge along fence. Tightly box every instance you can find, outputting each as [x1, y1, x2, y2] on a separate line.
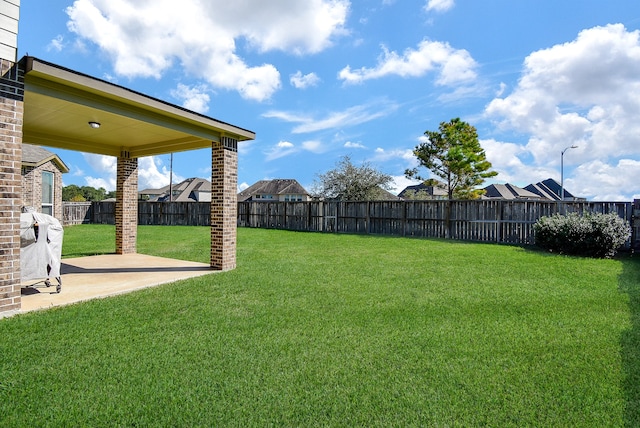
[64, 199, 639, 248]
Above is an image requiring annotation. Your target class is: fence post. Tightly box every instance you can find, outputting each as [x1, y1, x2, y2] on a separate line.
[366, 201, 371, 234]
[402, 201, 407, 237]
[445, 200, 451, 239]
[633, 199, 640, 251]
[496, 201, 502, 243]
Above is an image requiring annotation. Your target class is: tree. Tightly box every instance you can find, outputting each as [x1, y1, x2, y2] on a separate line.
[312, 155, 394, 201]
[62, 184, 84, 201]
[62, 185, 113, 201]
[405, 118, 497, 200]
[81, 186, 108, 201]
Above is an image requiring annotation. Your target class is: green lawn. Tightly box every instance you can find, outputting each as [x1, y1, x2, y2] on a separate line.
[1, 225, 639, 426]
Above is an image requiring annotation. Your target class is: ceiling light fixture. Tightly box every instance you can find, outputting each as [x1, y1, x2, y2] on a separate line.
[88, 121, 101, 129]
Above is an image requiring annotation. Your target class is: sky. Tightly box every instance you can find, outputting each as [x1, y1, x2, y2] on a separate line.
[16, 0, 640, 201]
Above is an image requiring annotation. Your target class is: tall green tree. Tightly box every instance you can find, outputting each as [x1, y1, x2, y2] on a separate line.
[405, 118, 497, 199]
[81, 186, 107, 201]
[62, 185, 111, 201]
[62, 184, 84, 201]
[312, 155, 394, 201]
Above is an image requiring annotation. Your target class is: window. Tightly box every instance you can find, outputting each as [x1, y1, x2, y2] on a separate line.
[42, 171, 54, 216]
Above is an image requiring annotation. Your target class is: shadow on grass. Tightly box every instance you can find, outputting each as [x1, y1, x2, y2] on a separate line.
[619, 254, 640, 427]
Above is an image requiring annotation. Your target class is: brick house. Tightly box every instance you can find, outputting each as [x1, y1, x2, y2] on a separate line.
[238, 179, 311, 202]
[0, 0, 255, 315]
[21, 144, 68, 219]
[140, 177, 213, 202]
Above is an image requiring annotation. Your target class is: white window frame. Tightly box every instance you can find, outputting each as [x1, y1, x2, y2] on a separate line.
[42, 171, 54, 216]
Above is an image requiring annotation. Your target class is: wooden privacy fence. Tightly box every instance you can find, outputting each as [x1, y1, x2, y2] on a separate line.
[237, 200, 635, 246]
[63, 201, 211, 226]
[63, 199, 637, 247]
[62, 202, 92, 225]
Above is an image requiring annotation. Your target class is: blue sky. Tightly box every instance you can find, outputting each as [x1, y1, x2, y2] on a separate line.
[17, 0, 640, 201]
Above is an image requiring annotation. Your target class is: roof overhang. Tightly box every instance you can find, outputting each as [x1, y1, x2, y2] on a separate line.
[21, 56, 255, 158]
[22, 153, 70, 173]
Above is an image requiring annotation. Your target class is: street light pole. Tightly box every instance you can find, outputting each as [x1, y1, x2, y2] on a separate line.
[560, 145, 578, 201]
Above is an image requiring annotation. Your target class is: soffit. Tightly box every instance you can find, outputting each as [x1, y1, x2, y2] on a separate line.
[21, 57, 255, 158]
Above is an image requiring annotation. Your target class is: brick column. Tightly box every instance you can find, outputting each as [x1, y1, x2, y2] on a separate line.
[211, 137, 238, 270]
[115, 152, 138, 254]
[0, 59, 23, 315]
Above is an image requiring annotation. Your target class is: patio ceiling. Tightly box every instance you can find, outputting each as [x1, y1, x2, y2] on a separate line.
[21, 56, 255, 158]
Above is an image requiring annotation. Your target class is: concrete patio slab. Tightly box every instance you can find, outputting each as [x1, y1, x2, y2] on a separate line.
[18, 254, 215, 314]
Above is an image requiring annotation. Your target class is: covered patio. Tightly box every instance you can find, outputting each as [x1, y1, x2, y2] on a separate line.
[0, 56, 255, 316]
[20, 254, 215, 313]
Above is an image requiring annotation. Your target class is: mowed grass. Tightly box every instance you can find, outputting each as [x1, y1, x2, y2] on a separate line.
[2, 225, 640, 426]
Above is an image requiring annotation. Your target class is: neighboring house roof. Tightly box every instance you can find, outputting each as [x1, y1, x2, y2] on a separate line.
[483, 183, 542, 200]
[21, 144, 69, 173]
[138, 187, 166, 196]
[375, 187, 402, 200]
[237, 179, 309, 201]
[525, 178, 576, 201]
[398, 182, 448, 199]
[140, 177, 212, 202]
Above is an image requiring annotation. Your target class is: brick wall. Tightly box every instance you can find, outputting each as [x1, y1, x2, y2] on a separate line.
[210, 137, 238, 270]
[21, 160, 64, 219]
[0, 59, 23, 314]
[115, 155, 138, 254]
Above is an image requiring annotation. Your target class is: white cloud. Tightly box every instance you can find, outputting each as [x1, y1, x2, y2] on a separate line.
[263, 100, 398, 134]
[171, 83, 211, 114]
[301, 140, 326, 153]
[571, 159, 640, 201]
[82, 153, 117, 190]
[65, 0, 348, 101]
[261, 110, 312, 123]
[238, 182, 249, 192]
[338, 39, 477, 85]
[238, 139, 258, 156]
[278, 141, 294, 149]
[47, 35, 65, 52]
[215, 0, 350, 55]
[484, 24, 640, 199]
[81, 154, 187, 191]
[425, 0, 454, 13]
[265, 140, 297, 161]
[390, 175, 421, 195]
[371, 147, 416, 164]
[486, 24, 640, 163]
[290, 71, 321, 89]
[265, 139, 328, 161]
[85, 177, 114, 191]
[344, 141, 366, 149]
[138, 156, 184, 190]
[83, 153, 116, 174]
[71, 165, 85, 176]
[481, 138, 554, 185]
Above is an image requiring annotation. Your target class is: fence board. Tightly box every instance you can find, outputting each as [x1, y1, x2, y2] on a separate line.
[63, 200, 636, 249]
[237, 200, 634, 248]
[62, 202, 92, 225]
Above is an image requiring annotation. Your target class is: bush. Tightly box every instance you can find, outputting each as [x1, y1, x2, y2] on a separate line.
[534, 212, 631, 258]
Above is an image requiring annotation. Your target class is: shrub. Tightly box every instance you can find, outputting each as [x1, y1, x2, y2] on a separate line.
[534, 212, 631, 258]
